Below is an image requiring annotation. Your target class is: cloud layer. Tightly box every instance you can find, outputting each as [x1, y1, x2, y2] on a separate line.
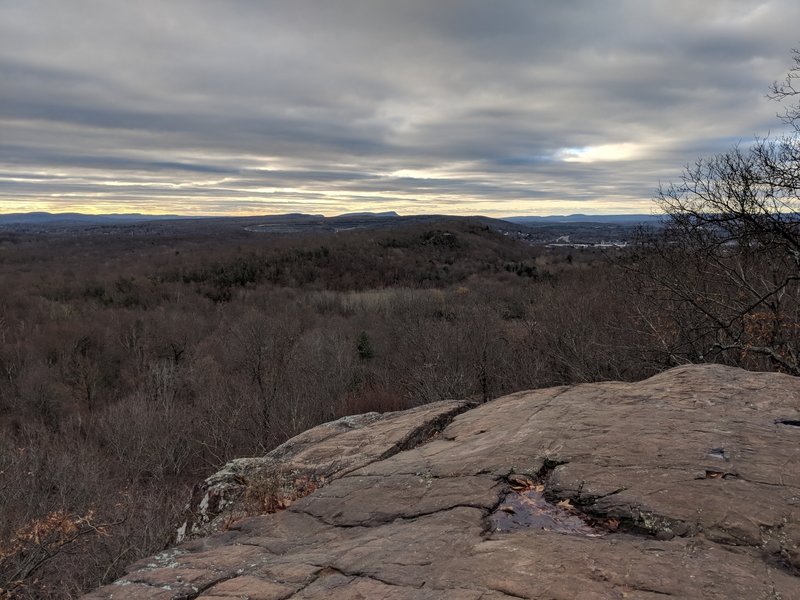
[2, 1, 799, 216]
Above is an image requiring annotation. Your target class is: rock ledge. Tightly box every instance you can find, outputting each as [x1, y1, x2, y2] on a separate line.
[86, 365, 800, 599]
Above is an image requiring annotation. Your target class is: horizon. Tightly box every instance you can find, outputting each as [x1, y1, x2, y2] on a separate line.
[2, 1, 798, 216]
[0, 208, 665, 220]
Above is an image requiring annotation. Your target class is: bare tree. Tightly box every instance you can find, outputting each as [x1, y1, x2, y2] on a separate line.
[631, 49, 800, 373]
[769, 47, 800, 130]
[227, 312, 304, 449]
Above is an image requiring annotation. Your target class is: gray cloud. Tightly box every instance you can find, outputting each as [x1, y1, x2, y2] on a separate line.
[1, 0, 799, 216]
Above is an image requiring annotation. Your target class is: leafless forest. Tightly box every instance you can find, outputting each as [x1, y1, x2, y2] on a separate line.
[0, 213, 796, 597]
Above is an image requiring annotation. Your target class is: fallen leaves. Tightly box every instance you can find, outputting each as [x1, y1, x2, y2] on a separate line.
[507, 474, 533, 491]
[491, 485, 599, 537]
[507, 473, 546, 494]
[556, 498, 574, 511]
[0, 510, 113, 597]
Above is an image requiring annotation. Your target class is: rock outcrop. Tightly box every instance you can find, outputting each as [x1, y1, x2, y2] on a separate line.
[85, 365, 800, 599]
[177, 399, 475, 540]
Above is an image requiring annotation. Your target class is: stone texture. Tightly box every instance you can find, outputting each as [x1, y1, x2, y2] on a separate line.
[180, 398, 474, 539]
[86, 365, 800, 599]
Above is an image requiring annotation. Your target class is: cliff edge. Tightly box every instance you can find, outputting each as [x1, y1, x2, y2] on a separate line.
[85, 365, 800, 599]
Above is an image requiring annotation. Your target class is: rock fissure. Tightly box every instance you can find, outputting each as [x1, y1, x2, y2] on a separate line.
[483, 585, 529, 599]
[292, 501, 492, 530]
[180, 399, 475, 539]
[374, 401, 479, 461]
[185, 572, 238, 600]
[323, 566, 425, 590]
[763, 550, 800, 578]
[119, 570, 233, 600]
[625, 584, 675, 597]
[285, 507, 364, 530]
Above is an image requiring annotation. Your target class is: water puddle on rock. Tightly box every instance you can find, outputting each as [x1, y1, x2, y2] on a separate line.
[489, 475, 604, 537]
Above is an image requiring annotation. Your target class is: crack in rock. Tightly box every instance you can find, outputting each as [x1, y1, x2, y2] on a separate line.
[180, 400, 474, 539]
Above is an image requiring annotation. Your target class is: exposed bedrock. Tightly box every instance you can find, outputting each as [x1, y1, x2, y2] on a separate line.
[85, 365, 800, 599]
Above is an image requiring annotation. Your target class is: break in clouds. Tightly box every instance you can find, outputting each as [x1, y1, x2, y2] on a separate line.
[1, 0, 799, 216]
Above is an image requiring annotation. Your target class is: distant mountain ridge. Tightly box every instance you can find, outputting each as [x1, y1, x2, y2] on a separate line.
[0, 212, 194, 225]
[504, 214, 665, 225]
[0, 211, 400, 225]
[0, 211, 661, 226]
[334, 211, 400, 218]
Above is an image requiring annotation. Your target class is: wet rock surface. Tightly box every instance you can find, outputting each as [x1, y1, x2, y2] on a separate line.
[85, 365, 800, 599]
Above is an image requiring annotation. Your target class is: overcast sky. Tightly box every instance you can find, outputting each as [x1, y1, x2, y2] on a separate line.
[1, 1, 799, 216]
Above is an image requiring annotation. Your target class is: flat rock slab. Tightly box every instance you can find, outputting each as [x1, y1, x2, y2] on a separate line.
[179, 398, 474, 538]
[85, 365, 800, 599]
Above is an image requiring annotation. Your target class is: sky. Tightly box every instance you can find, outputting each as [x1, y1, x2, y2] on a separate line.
[1, 1, 799, 217]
